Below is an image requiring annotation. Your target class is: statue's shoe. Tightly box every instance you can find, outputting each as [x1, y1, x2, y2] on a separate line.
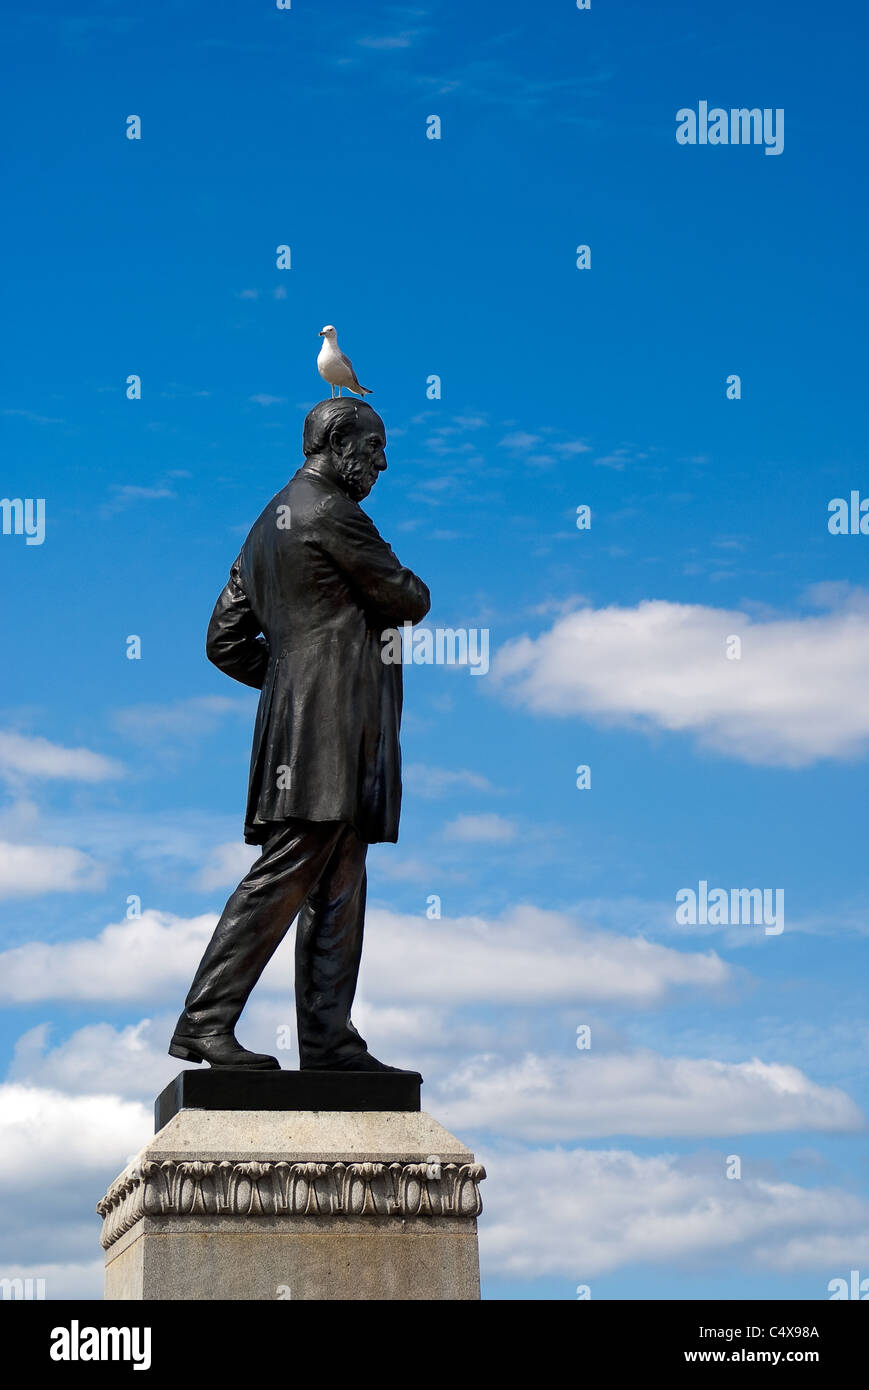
[168, 1032, 280, 1070]
[303, 1052, 421, 1076]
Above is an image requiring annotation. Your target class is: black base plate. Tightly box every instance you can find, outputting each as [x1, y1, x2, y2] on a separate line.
[155, 1067, 423, 1131]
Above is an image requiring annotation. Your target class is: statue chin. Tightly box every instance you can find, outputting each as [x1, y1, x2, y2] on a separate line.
[341, 465, 377, 501]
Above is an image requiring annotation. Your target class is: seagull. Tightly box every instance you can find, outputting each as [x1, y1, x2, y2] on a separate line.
[317, 325, 372, 399]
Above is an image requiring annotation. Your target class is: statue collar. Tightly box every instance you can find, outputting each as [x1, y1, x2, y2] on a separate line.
[302, 458, 347, 493]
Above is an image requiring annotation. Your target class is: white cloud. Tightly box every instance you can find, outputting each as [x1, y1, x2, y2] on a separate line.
[3, 408, 65, 425]
[0, 732, 121, 783]
[3, 1082, 867, 1292]
[5, 1003, 481, 1101]
[0, 904, 730, 1009]
[0, 1084, 151, 1278]
[371, 853, 452, 883]
[7, 1020, 180, 1101]
[0, 806, 243, 879]
[0, 841, 105, 898]
[362, 905, 729, 1006]
[498, 432, 590, 458]
[480, 1148, 869, 1279]
[761, 1232, 869, 1273]
[593, 446, 647, 469]
[113, 695, 251, 743]
[443, 813, 517, 843]
[0, 1260, 103, 1300]
[494, 593, 869, 766]
[498, 432, 541, 450]
[553, 441, 591, 456]
[0, 1085, 150, 1189]
[31, 1014, 848, 1147]
[404, 763, 497, 798]
[0, 910, 217, 1003]
[196, 841, 258, 891]
[100, 485, 177, 516]
[358, 31, 421, 50]
[435, 1052, 864, 1140]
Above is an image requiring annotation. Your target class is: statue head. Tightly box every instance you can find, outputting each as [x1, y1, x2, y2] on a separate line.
[302, 398, 387, 501]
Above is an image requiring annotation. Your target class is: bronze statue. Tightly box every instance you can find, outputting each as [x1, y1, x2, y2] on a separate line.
[169, 398, 430, 1072]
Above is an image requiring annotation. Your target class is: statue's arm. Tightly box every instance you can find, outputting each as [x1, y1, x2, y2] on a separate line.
[205, 560, 270, 689]
[322, 503, 431, 626]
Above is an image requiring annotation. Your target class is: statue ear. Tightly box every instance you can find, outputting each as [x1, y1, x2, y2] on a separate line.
[328, 425, 352, 457]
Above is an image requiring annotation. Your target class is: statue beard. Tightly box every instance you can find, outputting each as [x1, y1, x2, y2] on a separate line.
[335, 453, 378, 502]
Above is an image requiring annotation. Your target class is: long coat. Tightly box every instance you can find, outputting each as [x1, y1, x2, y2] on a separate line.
[206, 464, 431, 845]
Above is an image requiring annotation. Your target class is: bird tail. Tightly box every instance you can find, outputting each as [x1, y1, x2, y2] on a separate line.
[352, 383, 372, 396]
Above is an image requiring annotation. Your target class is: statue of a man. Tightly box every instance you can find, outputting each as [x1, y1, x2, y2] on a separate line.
[169, 399, 430, 1072]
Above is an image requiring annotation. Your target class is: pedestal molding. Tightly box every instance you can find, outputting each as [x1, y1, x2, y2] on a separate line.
[97, 1157, 486, 1250]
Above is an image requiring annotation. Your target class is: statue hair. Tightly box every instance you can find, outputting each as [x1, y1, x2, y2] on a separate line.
[303, 398, 381, 458]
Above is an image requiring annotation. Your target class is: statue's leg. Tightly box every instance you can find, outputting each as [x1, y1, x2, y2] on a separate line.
[177, 819, 344, 1037]
[295, 824, 368, 1068]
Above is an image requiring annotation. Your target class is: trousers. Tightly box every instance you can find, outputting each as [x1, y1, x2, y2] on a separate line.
[178, 818, 369, 1068]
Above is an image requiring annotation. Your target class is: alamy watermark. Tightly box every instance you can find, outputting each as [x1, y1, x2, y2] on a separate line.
[828, 491, 869, 535]
[675, 880, 784, 935]
[381, 623, 489, 676]
[50, 1322, 151, 1370]
[1, 1276, 45, 1299]
[676, 103, 784, 156]
[828, 1270, 869, 1299]
[1, 497, 45, 545]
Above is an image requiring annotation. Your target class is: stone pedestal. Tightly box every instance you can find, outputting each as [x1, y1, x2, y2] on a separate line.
[97, 1086, 485, 1301]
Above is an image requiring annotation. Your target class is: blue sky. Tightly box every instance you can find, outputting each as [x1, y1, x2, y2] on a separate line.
[2, 0, 869, 1300]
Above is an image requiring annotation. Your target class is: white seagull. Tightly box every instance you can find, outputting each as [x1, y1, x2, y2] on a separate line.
[317, 325, 372, 399]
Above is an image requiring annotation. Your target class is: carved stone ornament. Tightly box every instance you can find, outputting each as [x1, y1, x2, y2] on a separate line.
[97, 1158, 486, 1250]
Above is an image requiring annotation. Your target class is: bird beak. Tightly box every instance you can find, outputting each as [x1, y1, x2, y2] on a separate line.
[318, 331, 325, 337]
